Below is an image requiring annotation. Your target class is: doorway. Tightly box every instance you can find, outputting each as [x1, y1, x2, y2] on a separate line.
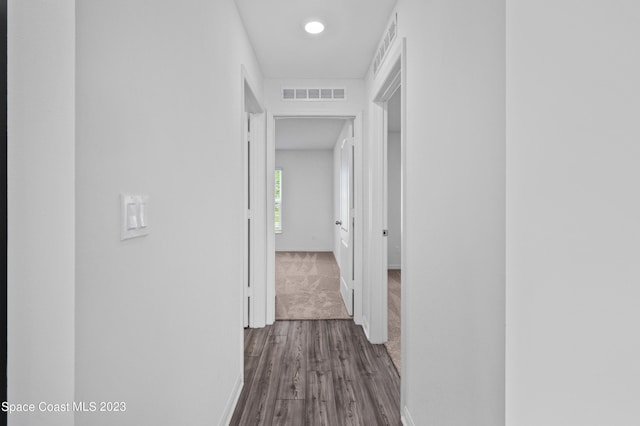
[271, 117, 354, 320]
[369, 37, 406, 414]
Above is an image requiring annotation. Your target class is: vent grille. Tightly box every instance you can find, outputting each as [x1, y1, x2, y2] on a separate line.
[373, 13, 398, 76]
[282, 88, 295, 100]
[281, 87, 347, 101]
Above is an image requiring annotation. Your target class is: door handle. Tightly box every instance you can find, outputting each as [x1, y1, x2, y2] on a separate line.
[335, 220, 342, 225]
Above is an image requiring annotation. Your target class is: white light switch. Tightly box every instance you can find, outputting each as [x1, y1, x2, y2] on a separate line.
[139, 202, 147, 228]
[121, 194, 150, 240]
[126, 203, 138, 230]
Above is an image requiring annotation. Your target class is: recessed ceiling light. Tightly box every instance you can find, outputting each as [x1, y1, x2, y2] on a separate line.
[304, 21, 325, 35]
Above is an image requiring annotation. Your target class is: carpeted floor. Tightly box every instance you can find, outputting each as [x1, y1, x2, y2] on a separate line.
[386, 269, 401, 373]
[275, 251, 402, 374]
[275, 251, 351, 320]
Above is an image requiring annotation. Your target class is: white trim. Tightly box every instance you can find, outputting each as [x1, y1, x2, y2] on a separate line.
[218, 373, 243, 426]
[241, 65, 266, 329]
[388, 264, 401, 270]
[362, 315, 371, 340]
[399, 39, 408, 415]
[401, 405, 416, 426]
[366, 37, 408, 413]
[340, 272, 351, 315]
[366, 47, 402, 344]
[353, 113, 364, 325]
[250, 112, 267, 328]
[265, 111, 276, 325]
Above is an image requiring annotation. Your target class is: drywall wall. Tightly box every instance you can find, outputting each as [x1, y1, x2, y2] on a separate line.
[506, 1, 640, 425]
[275, 149, 334, 252]
[333, 121, 353, 265]
[387, 132, 401, 268]
[75, 1, 262, 425]
[7, 1, 76, 425]
[366, 0, 506, 424]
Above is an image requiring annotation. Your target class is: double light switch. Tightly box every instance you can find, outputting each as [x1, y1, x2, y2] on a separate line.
[121, 194, 149, 240]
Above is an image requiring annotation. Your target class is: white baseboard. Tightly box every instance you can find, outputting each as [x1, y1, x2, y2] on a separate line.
[362, 315, 370, 339]
[401, 405, 415, 426]
[388, 264, 401, 270]
[219, 373, 243, 426]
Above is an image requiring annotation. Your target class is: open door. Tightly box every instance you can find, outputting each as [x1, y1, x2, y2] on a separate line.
[339, 136, 355, 315]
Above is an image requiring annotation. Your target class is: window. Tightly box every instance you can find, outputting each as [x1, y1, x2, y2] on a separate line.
[274, 168, 282, 233]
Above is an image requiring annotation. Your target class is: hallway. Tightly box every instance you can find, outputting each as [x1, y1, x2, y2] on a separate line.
[230, 320, 400, 425]
[9, 0, 640, 425]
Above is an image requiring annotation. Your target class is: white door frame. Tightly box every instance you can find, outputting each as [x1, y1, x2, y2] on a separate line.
[265, 112, 364, 326]
[339, 134, 356, 316]
[368, 38, 407, 413]
[241, 65, 266, 329]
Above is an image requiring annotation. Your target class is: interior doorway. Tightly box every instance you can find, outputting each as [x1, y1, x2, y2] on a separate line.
[271, 117, 354, 320]
[369, 38, 406, 414]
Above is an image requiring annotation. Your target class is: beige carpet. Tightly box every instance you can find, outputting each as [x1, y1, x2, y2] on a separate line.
[386, 269, 401, 373]
[275, 251, 351, 320]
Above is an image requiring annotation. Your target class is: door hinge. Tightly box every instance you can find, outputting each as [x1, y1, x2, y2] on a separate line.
[383, 229, 388, 237]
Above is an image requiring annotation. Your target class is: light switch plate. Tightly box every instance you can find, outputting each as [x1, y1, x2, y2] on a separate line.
[121, 194, 150, 240]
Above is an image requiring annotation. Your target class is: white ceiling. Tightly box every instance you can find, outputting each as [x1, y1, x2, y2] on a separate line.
[275, 118, 348, 150]
[234, 0, 398, 79]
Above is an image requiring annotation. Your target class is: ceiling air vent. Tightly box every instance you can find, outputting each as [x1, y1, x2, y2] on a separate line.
[281, 87, 347, 102]
[282, 88, 295, 100]
[373, 13, 398, 76]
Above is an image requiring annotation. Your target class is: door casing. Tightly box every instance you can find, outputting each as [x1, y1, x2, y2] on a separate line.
[368, 37, 407, 415]
[241, 66, 265, 329]
[339, 135, 355, 315]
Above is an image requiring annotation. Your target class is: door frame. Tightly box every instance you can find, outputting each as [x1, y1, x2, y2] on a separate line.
[265, 112, 364, 326]
[240, 65, 265, 329]
[369, 37, 407, 413]
[339, 134, 356, 316]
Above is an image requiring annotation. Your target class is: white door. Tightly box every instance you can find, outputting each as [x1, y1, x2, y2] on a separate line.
[339, 137, 355, 315]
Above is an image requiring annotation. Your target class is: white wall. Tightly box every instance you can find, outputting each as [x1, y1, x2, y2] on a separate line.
[387, 132, 401, 269]
[275, 150, 334, 252]
[365, 0, 506, 424]
[75, 1, 262, 425]
[506, 1, 640, 425]
[7, 1, 76, 425]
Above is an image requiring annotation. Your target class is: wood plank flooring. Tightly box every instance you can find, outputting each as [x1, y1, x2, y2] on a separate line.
[230, 320, 401, 426]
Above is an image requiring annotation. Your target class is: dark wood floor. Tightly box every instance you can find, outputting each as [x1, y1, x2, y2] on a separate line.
[230, 320, 401, 426]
